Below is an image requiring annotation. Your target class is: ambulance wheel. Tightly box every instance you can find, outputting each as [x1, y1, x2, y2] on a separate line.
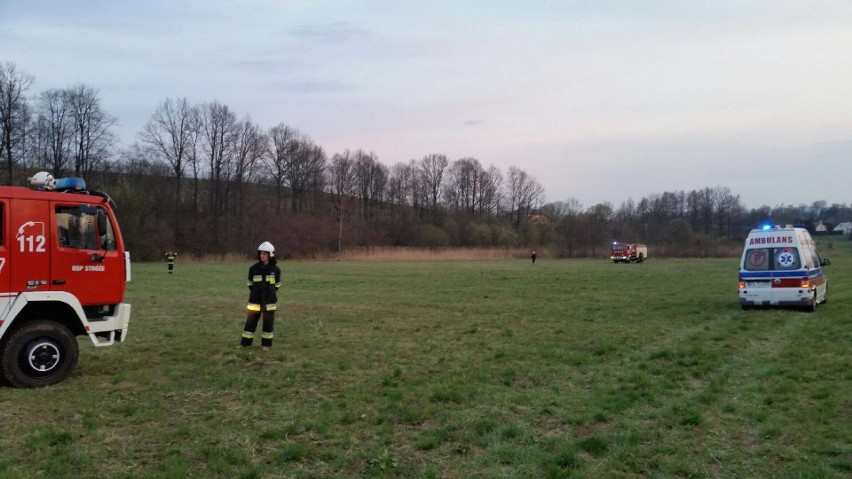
[804, 292, 818, 313]
[0, 320, 79, 388]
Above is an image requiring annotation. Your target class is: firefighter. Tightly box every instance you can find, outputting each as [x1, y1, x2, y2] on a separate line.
[165, 251, 177, 273]
[240, 241, 282, 350]
[531, 250, 537, 264]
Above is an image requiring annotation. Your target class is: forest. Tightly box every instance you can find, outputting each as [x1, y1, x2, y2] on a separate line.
[3, 62, 851, 260]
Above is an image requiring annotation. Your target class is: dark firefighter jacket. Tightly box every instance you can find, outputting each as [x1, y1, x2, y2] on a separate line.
[247, 260, 282, 306]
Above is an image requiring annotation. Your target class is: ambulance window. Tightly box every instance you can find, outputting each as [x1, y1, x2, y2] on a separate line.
[744, 248, 770, 271]
[774, 248, 801, 270]
[809, 248, 821, 269]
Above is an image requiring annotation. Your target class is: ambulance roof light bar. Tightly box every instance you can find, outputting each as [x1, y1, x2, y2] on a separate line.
[759, 223, 804, 231]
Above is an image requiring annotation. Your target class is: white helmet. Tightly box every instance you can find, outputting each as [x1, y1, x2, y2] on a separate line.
[29, 171, 56, 189]
[258, 241, 275, 256]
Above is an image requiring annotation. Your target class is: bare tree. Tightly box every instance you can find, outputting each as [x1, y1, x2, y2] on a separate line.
[27, 113, 51, 171]
[613, 198, 638, 242]
[696, 187, 716, 234]
[419, 153, 448, 210]
[506, 166, 524, 225]
[444, 157, 484, 214]
[387, 160, 417, 214]
[201, 101, 236, 216]
[408, 159, 428, 220]
[478, 165, 503, 216]
[230, 116, 267, 232]
[550, 198, 584, 256]
[141, 98, 197, 246]
[586, 202, 615, 257]
[686, 189, 702, 233]
[0, 62, 34, 184]
[185, 107, 203, 213]
[713, 186, 742, 238]
[387, 162, 409, 207]
[354, 150, 387, 221]
[328, 149, 357, 254]
[267, 124, 298, 213]
[267, 124, 325, 213]
[304, 143, 328, 214]
[66, 84, 117, 177]
[506, 166, 543, 227]
[36, 89, 72, 178]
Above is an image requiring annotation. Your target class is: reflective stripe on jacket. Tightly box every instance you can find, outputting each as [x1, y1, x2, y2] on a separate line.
[247, 260, 282, 307]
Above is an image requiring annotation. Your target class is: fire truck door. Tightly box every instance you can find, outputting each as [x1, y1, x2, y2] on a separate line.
[50, 203, 123, 306]
[9, 198, 52, 295]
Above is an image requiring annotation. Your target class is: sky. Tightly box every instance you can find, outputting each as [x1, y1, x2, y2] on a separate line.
[2, 0, 852, 210]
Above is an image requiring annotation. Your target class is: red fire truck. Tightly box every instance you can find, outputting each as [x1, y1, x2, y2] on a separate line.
[610, 243, 647, 263]
[0, 172, 131, 387]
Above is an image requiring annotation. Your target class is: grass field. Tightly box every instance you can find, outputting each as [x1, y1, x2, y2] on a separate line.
[1, 243, 850, 478]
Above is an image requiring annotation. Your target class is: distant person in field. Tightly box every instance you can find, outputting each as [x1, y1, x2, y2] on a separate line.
[240, 241, 282, 351]
[531, 250, 537, 264]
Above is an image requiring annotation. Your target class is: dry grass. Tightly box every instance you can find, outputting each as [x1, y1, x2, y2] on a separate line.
[159, 248, 543, 263]
[316, 246, 539, 261]
[164, 242, 749, 264]
[164, 252, 251, 263]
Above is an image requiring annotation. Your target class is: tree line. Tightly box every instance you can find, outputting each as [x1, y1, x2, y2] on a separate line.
[3, 62, 850, 260]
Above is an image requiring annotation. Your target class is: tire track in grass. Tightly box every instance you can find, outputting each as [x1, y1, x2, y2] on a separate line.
[555, 311, 806, 476]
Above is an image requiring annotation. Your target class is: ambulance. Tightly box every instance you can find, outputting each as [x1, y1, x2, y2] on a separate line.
[737, 225, 830, 311]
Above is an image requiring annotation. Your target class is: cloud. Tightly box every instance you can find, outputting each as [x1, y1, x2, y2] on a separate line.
[269, 79, 355, 94]
[291, 22, 372, 44]
[3, 0, 851, 209]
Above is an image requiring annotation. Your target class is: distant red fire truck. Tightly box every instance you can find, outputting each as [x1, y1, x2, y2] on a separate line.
[610, 243, 647, 263]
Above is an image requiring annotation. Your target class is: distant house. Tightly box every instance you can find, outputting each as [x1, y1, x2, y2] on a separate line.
[816, 222, 828, 232]
[834, 222, 852, 235]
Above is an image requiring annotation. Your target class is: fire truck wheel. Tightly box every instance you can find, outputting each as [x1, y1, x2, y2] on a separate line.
[0, 320, 79, 388]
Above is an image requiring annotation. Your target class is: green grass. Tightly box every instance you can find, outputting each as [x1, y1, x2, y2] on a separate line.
[1, 243, 850, 478]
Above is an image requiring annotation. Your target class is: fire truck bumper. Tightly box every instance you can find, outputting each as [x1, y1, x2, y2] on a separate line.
[87, 303, 131, 346]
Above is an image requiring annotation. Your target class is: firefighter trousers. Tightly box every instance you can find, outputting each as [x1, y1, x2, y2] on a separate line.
[241, 310, 275, 347]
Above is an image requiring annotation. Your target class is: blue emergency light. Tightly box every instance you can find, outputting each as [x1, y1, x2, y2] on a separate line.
[55, 177, 86, 190]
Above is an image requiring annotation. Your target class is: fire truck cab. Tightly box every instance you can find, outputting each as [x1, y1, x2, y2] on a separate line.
[610, 243, 647, 263]
[738, 225, 829, 311]
[0, 173, 131, 387]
